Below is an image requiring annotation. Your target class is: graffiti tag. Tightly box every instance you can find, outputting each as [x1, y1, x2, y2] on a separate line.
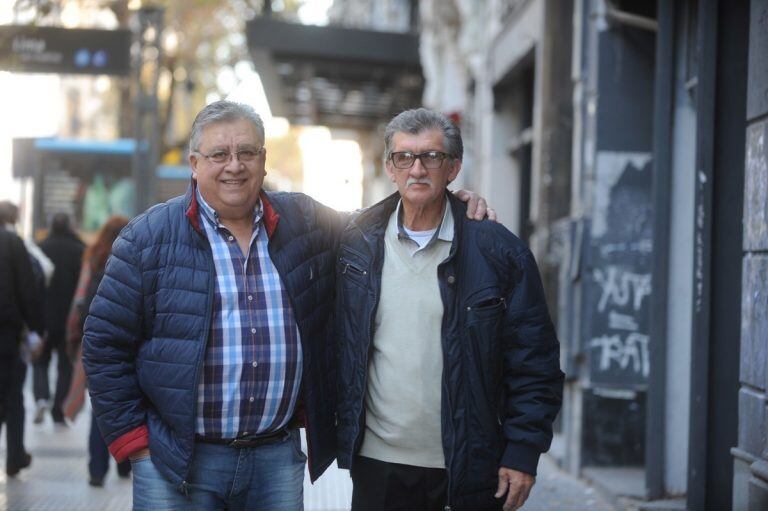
[593, 265, 651, 313]
[589, 333, 650, 378]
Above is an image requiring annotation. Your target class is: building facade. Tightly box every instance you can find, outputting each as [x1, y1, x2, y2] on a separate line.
[416, 0, 767, 509]
[735, 1, 768, 508]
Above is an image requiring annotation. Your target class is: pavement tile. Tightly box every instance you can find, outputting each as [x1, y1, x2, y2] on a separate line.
[1, 369, 615, 510]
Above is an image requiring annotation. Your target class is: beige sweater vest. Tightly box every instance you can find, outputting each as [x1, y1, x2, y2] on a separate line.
[359, 209, 452, 468]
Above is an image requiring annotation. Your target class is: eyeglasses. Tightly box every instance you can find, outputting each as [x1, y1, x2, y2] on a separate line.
[195, 147, 264, 164]
[389, 151, 450, 170]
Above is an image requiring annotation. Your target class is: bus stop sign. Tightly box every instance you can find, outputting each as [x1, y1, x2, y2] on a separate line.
[0, 25, 131, 76]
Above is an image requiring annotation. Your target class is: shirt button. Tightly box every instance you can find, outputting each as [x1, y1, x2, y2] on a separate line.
[251, 328, 256, 334]
[252, 361, 258, 368]
[248, 295, 253, 301]
[228, 235, 234, 241]
[249, 397, 255, 403]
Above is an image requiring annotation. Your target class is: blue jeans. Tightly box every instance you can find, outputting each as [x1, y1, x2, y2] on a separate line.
[131, 428, 306, 511]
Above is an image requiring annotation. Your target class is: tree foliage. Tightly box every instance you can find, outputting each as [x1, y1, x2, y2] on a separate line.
[12, 1, 310, 148]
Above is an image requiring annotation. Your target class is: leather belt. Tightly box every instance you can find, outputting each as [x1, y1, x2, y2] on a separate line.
[195, 428, 291, 448]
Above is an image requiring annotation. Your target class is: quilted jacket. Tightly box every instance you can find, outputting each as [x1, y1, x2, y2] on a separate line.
[335, 192, 564, 510]
[83, 183, 343, 491]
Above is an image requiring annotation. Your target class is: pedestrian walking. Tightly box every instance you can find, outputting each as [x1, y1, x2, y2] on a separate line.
[65, 216, 132, 486]
[35, 212, 85, 424]
[335, 108, 564, 511]
[0, 204, 44, 478]
[82, 100, 489, 510]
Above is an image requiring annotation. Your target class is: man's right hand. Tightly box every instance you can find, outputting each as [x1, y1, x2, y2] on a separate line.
[495, 467, 535, 510]
[129, 448, 150, 461]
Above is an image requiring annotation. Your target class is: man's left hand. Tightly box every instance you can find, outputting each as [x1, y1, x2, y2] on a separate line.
[495, 467, 535, 511]
[27, 331, 45, 361]
[454, 190, 498, 222]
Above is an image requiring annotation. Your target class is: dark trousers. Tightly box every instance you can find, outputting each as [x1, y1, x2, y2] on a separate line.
[1, 356, 28, 471]
[0, 355, 12, 424]
[351, 455, 449, 511]
[0, 330, 19, 423]
[89, 412, 131, 479]
[33, 329, 72, 418]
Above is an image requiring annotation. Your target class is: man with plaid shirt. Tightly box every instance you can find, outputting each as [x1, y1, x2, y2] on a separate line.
[83, 101, 490, 510]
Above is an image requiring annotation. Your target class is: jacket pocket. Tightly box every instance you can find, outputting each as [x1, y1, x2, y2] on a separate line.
[336, 247, 369, 290]
[463, 287, 506, 436]
[465, 286, 506, 326]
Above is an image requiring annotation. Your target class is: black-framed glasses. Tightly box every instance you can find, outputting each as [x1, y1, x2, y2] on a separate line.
[389, 151, 450, 170]
[195, 147, 264, 164]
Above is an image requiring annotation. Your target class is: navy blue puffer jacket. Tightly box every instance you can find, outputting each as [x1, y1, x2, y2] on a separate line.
[83, 184, 343, 489]
[335, 192, 564, 511]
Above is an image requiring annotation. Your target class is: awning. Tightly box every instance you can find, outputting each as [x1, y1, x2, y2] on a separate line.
[246, 17, 423, 129]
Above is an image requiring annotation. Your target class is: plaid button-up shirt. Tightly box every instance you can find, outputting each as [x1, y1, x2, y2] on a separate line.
[196, 190, 302, 438]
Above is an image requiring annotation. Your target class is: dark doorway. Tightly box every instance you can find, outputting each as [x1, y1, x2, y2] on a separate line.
[686, 1, 747, 510]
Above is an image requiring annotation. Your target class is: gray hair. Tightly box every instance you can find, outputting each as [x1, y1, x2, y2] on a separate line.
[383, 108, 463, 162]
[189, 100, 265, 154]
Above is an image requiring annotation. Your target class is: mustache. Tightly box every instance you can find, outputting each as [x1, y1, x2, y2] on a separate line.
[406, 177, 433, 187]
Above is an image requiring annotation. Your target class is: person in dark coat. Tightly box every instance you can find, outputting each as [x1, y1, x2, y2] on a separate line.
[0, 219, 44, 477]
[36, 212, 85, 424]
[67, 216, 132, 486]
[335, 109, 564, 511]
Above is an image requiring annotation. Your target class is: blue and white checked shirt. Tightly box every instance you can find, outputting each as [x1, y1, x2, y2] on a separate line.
[196, 190, 303, 438]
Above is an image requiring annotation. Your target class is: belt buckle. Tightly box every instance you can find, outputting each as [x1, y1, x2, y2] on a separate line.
[228, 429, 289, 449]
[228, 438, 249, 448]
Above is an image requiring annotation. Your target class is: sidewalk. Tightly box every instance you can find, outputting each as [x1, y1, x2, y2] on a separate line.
[1, 373, 617, 510]
[0, 382, 352, 511]
[522, 456, 617, 511]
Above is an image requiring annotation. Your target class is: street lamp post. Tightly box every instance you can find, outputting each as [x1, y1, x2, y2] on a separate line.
[131, 5, 164, 215]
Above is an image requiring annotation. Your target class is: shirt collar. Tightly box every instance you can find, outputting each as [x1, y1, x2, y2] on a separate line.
[395, 196, 454, 247]
[196, 188, 263, 231]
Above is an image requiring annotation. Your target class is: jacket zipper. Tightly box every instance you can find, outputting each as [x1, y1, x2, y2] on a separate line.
[443, 367, 454, 511]
[349, 237, 381, 469]
[341, 260, 367, 276]
[355, 281, 378, 457]
[439, 252, 457, 511]
[180, 234, 215, 494]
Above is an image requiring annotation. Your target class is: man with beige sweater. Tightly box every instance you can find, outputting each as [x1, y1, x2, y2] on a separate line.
[335, 108, 564, 511]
